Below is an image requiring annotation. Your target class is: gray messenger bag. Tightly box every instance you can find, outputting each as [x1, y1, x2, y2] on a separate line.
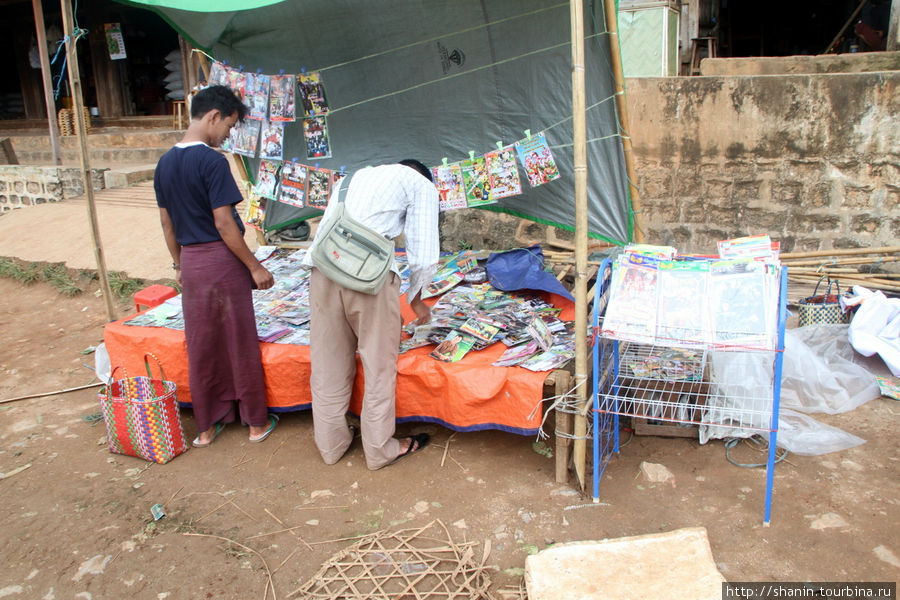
[310, 175, 394, 295]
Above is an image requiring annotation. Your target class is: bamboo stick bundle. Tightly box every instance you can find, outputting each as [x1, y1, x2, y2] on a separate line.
[780, 246, 900, 260]
[787, 273, 900, 293]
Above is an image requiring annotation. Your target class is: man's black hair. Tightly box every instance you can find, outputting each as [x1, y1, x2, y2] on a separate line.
[190, 85, 248, 122]
[399, 159, 434, 183]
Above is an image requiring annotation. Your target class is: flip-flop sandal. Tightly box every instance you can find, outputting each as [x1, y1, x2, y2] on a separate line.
[192, 422, 225, 448]
[249, 414, 279, 443]
[390, 433, 430, 465]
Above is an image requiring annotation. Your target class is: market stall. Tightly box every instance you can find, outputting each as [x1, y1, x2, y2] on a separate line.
[104, 249, 577, 435]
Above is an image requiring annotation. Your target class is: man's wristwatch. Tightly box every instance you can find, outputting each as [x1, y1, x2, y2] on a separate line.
[172, 263, 181, 270]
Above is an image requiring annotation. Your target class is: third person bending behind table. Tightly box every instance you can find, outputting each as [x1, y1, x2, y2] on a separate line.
[304, 159, 439, 470]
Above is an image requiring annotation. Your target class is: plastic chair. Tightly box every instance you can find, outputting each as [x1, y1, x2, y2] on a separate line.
[134, 284, 177, 313]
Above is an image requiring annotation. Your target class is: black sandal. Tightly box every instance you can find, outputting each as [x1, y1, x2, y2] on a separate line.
[390, 433, 430, 465]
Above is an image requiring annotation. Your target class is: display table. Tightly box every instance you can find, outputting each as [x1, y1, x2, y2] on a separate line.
[103, 292, 575, 435]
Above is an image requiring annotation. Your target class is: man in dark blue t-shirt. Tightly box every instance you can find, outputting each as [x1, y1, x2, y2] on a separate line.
[155, 85, 278, 448]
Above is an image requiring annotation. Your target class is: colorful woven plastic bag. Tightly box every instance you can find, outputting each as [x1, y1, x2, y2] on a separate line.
[98, 354, 188, 464]
[797, 277, 851, 327]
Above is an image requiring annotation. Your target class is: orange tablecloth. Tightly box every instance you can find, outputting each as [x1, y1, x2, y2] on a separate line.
[104, 293, 575, 435]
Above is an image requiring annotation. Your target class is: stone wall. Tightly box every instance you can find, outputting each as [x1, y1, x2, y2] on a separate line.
[628, 71, 900, 253]
[0, 166, 106, 212]
[440, 69, 900, 255]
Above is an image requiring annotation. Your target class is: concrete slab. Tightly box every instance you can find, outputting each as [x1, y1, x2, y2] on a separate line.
[525, 527, 725, 600]
[103, 164, 157, 188]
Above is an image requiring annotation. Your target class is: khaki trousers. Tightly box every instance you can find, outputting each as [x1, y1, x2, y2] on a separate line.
[309, 269, 402, 469]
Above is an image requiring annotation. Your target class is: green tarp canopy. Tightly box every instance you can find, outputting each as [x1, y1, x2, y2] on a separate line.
[119, 0, 632, 244]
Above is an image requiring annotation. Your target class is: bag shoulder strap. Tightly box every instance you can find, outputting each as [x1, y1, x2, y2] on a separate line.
[335, 174, 352, 204]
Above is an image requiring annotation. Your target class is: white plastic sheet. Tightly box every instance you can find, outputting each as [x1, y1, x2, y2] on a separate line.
[846, 286, 900, 376]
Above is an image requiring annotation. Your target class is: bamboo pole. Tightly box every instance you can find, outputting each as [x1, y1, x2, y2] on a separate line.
[779, 246, 900, 260]
[781, 256, 900, 267]
[61, 0, 116, 322]
[604, 0, 644, 243]
[32, 0, 62, 165]
[570, 0, 589, 491]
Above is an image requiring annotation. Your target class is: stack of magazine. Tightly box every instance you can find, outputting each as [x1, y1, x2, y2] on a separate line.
[602, 237, 781, 350]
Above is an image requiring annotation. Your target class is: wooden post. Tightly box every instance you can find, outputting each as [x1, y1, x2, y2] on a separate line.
[32, 0, 62, 165]
[604, 0, 644, 244]
[61, 0, 116, 322]
[570, 0, 590, 491]
[887, 0, 899, 51]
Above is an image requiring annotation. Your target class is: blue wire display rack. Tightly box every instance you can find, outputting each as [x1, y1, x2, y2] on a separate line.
[591, 262, 788, 525]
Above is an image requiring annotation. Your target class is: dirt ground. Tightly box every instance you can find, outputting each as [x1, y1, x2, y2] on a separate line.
[0, 275, 898, 599]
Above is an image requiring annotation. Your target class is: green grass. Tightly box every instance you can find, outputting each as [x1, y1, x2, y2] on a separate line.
[0, 257, 147, 300]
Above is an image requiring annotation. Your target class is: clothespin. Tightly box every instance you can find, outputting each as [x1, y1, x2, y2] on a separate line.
[468, 151, 475, 161]
[315, 162, 320, 170]
[279, 69, 285, 76]
[524, 129, 532, 140]
[340, 166, 346, 175]
[257, 68, 262, 75]
[442, 157, 448, 167]
[300, 67, 306, 75]
[496, 141, 504, 150]
[291, 157, 299, 165]
[238, 65, 245, 72]
[223, 59, 229, 66]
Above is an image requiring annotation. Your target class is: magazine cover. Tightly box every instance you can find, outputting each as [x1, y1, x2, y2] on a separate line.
[229, 118, 260, 157]
[244, 72, 271, 121]
[656, 260, 711, 346]
[514, 132, 560, 188]
[244, 193, 266, 228]
[224, 68, 247, 100]
[278, 161, 308, 208]
[269, 74, 296, 122]
[254, 159, 281, 199]
[527, 316, 555, 352]
[331, 169, 347, 188]
[422, 271, 465, 300]
[305, 166, 332, 209]
[259, 121, 285, 161]
[520, 346, 575, 372]
[459, 317, 500, 343]
[602, 254, 660, 344]
[431, 163, 468, 212]
[708, 258, 773, 348]
[460, 156, 493, 207]
[492, 340, 539, 367]
[208, 61, 228, 87]
[303, 116, 331, 159]
[484, 145, 522, 199]
[430, 332, 475, 363]
[298, 71, 329, 115]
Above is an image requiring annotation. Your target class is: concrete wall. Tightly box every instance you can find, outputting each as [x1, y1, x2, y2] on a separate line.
[441, 68, 899, 255]
[629, 71, 899, 253]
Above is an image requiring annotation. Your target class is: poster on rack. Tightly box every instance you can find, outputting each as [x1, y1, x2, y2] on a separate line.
[484, 145, 522, 199]
[602, 254, 661, 344]
[207, 61, 228, 87]
[225, 68, 247, 100]
[431, 163, 467, 211]
[255, 159, 281, 199]
[460, 156, 493, 207]
[244, 72, 271, 120]
[104, 23, 127, 60]
[259, 121, 284, 160]
[514, 132, 560, 187]
[278, 161, 308, 207]
[298, 71, 329, 115]
[305, 166, 332, 209]
[303, 116, 331, 159]
[656, 260, 711, 346]
[269, 74, 296, 122]
[227, 118, 260, 157]
[245, 193, 266, 228]
[708, 258, 773, 348]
